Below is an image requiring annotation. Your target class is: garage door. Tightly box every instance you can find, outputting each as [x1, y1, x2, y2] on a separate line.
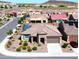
[47, 37, 60, 43]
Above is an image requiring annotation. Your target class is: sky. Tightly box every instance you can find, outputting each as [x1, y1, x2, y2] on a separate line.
[0, 0, 78, 3]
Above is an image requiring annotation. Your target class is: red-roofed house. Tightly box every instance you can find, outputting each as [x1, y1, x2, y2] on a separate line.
[50, 14, 68, 22]
[9, 11, 17, 17]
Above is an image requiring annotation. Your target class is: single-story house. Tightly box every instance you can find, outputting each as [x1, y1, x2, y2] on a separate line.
[63, 24, 78, 43]
[72, 12, 78, 20]
[21, 24, 62, 44]
[29, 14, 48, 23]
[9, 11, 17, 17]
[50, 14, 68, 22]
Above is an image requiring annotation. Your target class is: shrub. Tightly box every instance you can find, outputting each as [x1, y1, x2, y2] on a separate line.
[27, 46, 32, 52]
[7, 30, 13, 35]
[23, 42, 28, 46]
[8, 41, 12, 45]
[27, 48, 32, 52]
[38, 44, 41, 46]
[62, 43, 68, 48]
[6, 44, 10, 48]
[22, 46, 27, 50]
[16, 47, 21, 52]
[32, 46, 37, 51]
[18, 20, 22, 24]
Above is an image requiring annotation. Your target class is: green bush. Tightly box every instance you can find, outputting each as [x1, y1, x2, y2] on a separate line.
[27, 48, 32, 52]
[22, 46, 27, 50]
[27, 46, 32, 52]
[32, 46, 37, 51]
[58, 5, 66, 7]
[18, 20, 22, 24]
[23, 42, 28, 46]
[16, 47, 21, 52]
[5, 5, 8, 9]
[38, 44, 41, 46]
[62, 43, 68, 48]
[7, 30, 13, 35]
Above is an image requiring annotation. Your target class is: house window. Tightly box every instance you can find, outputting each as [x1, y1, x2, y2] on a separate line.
[36, 20, 41, 23]
[40, 38, 45, 44]
[33, 37, 38, 43]
[30, 20, 35, 23]
[43, 20, 46, 23]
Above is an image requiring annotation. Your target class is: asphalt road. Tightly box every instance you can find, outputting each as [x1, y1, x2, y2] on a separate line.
[0, 17, 20, 42]
[0, 54, 78, 59]
[0, 17, 78, 59]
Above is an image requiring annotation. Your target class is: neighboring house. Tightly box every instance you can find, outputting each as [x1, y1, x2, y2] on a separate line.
[68, 11, 78, 20]
[72, 12, 78, 20]
[50, 14, 68, 22]
[29, 14, 48, 23]
[21, 24, 62, 44]
[63, 24, 78, 43]
[9, 11, 17, 17]
[67, 6, 76, 8]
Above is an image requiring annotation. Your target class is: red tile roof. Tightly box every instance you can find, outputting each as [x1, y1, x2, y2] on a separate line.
[51, 14, 68, 20]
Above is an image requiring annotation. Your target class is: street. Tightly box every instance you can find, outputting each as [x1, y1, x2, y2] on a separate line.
[0, 17, 20, 42]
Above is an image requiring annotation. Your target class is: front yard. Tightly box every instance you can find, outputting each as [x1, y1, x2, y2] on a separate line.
[5, 35, 48, 53]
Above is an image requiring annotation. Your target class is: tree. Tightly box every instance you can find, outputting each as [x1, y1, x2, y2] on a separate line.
[43, 6, 47, 8]
[58, 5, 66, 7]
[68, 14, 75, 25]
[18, 19, 22, 24]
[0, 5, 4, 8]
[22, 4, 25, 7]
[0, 18, 2, 22]
[18, 14, 27, 24]
[5, 5, 8, 9]
[69, 14, 75, 21]
[18, 5, 21, 7]
[10, 6, 12, 9]
[22, 14, 26, 20]
[58, 22, 64, 31]
[39, 5, 43, 8]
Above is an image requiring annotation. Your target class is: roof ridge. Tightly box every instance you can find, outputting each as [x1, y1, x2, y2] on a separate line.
[45, 25, 61, 35]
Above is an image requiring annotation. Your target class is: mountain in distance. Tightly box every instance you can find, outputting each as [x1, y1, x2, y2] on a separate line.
[42, 0, 77, 6]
